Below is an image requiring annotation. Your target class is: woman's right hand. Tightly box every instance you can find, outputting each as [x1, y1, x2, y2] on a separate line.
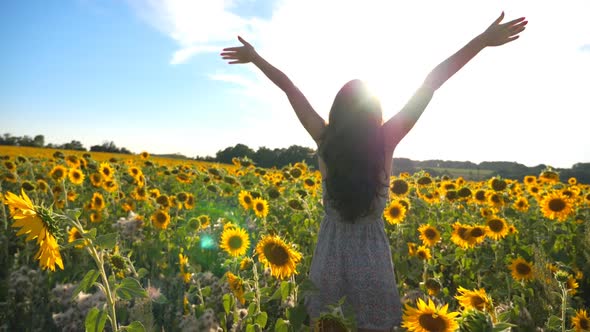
[220, 36, 258, 64]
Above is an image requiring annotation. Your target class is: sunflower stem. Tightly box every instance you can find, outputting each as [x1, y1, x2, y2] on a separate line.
[560, 282, 568, 332]
[64, 214, 120, 332]
[252, 261, 262, 314]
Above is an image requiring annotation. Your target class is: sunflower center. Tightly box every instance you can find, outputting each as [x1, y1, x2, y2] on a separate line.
[73, 172, 81, 180]
[418, 313, 447, 332]
[228, 235, 243, 249]
[425, 228, 437, 240]
[256, 202, 264, 212]
[470, 227, 485, 238]
[458, 227, 470, 240]
[389, 207, 401, 218]
[488, 219, 504, 232]
[156, 212, 167, 224]
[470, 296, 486, 310]
[580, 318, 589, 329]
[516, 262, 531, 275]
[244, 196, 252, 204]
[548, 198, 566, 212]
[391, 180, 409, 195]
[263, 243, 289, 266]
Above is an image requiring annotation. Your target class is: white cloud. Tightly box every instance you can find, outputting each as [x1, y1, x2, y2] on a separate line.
[128, 0, 256, 64]
[130, 0, 590, 168]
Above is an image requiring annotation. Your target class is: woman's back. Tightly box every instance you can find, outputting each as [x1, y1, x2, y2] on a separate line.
[304, 162, 402, 329]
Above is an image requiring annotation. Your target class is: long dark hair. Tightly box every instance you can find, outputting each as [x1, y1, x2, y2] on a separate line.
[318, 79, 388, 222]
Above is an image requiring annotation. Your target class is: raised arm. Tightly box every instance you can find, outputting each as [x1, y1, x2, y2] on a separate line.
[382, 12, 527, 150]
[221, 36, 326, 142]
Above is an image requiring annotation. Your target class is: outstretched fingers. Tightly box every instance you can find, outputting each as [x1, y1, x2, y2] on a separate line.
[501, 17, 527, 27]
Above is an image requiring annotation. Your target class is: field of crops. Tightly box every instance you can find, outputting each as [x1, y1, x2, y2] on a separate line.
[1, 146, 589, 332]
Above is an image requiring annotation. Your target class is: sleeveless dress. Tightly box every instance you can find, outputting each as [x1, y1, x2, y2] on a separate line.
[304, 179, 402, 330]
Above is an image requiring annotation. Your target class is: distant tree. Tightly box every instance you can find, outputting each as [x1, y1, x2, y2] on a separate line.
[33, 135, 45, 147]
[254, 146, 279, 168]
[90, 141, 130, 154]
[60, 140, 86, 151]
[216, 144, 255, 164]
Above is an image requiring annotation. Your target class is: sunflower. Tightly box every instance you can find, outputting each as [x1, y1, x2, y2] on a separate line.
[539, 170, 560, 183]
[128, 166, 142, 178]
[418, 224, 440, 247]
[89, 173, 102, 187]
[391, 178, 410, 196]
[468, 225, 487, 246]
[65, 155, 80, 168]
[102, 180, 118, 193]
[540, 191, 574, 222]
[156, 194, 170, 208]
[486, 191, 504, 208]
[68, 168, 85, 185]
[523, 175, 537, 186]
[512, 196, 529, 212]
[151, 209, 171, 230]
[567, 276, 579, 295]
[402, 298, 459, 332]
[4, 160, 16, 171]
[416, 245, 432, 260]
[90, 211, 102, 223]
[140, 151, 150, 159]
[226, 271, 246, 305]
[197, 215, 211, 230]
[238, 190, 253, 210]
[239, 257, 254, 271]
[572, 309, 590, 332]
[407, 242, 418, 256]
[455, 286, 493, 313]
[184, 194, 195, 209]
[489, 177, 507, 191]
[90, 192, 106, 211]
[50, 165, 67, 181]
[425, 278, 442, 296]
[36, 179, 49, 192]
[99, 162, 115, 180]
[509, 257, 534, 282]
[255, 234, 302, 280]
[485, 216, 509, 240]
[4, 190, 64, 271]
[219, 226, 250, 257]
[384, 200, 407, 225]
[252, 197, 269, 218]
[474, 190, 487, 204]
[451, 222, 474, 249]
[67, 227, 87, 249]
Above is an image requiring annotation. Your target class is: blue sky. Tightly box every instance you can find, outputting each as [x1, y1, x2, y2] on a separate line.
[1, 0, 589, 168]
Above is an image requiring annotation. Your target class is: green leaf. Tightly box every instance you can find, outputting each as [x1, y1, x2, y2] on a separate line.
[137, 268, 149, 279]
[248, 302, 257, 316]
[85, 307, 108, 332]
[287, 302, 307, 330]
[255, 312, 268, 328]
[152, 293, 168, 304]
[124, 321, 146, 332]
[116, 278, 147, 300]
[245, 324, 255, 332]
[492, 322, 516, 332]
[222, 293, 233, 314]
[201, 286, 211, 297]
[72, 269, 100, 299]
[546, 315, 562, 330]
[280, 281, 293, 302]
[95, 232, 118, 249]
[244, 291, 255, 301]
[274, 318, 289, 332]
[86, 228, 97, 239]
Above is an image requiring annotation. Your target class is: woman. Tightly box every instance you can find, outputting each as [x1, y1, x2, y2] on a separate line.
[221, 11, 527, 331]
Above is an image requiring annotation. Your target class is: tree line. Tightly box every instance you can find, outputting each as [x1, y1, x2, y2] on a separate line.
[0, 133, 131, 154]
[2, 133, 588, 183]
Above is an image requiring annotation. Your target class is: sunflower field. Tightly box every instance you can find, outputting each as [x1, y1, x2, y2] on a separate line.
[0, 146, 589, 332]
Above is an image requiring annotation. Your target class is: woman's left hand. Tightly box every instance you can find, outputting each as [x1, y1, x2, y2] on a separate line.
[220, 36, 258, 64]
[480, 12, 528, 47]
